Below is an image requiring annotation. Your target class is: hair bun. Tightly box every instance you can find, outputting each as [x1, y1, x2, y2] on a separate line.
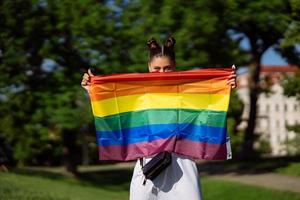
[147, 36, 176, 63]
[147, 37, 160, 49]
[165, 36, 176, 49]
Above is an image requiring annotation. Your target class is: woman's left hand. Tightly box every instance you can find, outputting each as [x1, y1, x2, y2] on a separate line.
[227, 65, 237, 89]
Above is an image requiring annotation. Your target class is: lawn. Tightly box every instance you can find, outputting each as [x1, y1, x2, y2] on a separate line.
[1, 168, 300, 200]
[0, 169, 130, 200]
[276, 162, 300, 177]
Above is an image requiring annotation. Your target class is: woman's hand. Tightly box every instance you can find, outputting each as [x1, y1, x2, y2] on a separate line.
[81, 69, 94, 91]
[227, 65, 237, 89]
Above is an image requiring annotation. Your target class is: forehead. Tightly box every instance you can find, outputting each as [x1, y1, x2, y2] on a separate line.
[149, 56, 173, 67]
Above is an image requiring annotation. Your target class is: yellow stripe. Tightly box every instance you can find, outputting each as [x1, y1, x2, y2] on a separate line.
[91, 93, 230, 117]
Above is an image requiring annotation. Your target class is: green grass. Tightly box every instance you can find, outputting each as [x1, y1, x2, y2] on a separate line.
[202, 178, 300, 200]
[0, 170, 130, 200]
[276, 162, 300, 177]
[1, 170, 300, 200]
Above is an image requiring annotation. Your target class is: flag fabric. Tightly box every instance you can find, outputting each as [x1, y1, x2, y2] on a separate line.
[89, 68, 232, 161]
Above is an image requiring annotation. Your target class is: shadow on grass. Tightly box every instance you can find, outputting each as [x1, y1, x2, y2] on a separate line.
[13, 168, 66, 180]
[198, 156, 300, 175]
[78, 168, 132, 191]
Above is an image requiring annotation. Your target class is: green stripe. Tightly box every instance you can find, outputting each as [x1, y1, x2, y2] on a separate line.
[95, 109, 227, 132]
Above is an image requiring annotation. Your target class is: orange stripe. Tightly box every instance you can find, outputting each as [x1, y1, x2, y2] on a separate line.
[90, 79, 229, 101]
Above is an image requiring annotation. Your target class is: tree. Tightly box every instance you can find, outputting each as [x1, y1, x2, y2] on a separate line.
[0, 0, 115, 175]
[221, 0, 300, 159]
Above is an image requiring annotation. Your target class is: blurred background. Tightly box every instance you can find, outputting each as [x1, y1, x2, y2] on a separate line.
[0, 0, 300, 199]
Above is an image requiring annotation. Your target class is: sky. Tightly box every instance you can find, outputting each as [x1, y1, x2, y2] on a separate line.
[262, 48, 288, 65]
[238, 35, 289, 66]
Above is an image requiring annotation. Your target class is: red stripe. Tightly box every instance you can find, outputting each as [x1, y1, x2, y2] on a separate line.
[91, 68, 232, 84]
[98, 137, 228, 161]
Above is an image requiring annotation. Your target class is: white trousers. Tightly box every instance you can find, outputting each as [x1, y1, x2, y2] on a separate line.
[130, 153, 202, 200]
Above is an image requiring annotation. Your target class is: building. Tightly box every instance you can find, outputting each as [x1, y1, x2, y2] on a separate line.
[237, 65, 299, 155]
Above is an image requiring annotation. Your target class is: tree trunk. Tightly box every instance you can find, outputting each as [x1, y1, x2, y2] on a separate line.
[241, 54, 262, 160]
[62, 130, 79, 176]
[81, 133, 90, 165]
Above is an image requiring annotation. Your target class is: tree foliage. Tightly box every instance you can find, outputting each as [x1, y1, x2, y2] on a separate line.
[284, 72, 300, 100]
[0, 0, 111, 171]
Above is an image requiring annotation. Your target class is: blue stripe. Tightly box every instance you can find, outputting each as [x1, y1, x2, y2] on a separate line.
[97, 124, 227, 146]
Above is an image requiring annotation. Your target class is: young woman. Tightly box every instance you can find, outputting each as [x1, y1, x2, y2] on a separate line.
[81, 36, 237, 200]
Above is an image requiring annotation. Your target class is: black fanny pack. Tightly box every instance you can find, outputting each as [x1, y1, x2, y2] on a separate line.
[140, 151, 172, 185]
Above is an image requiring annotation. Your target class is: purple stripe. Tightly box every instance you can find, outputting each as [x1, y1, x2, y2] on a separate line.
[174, 139, 228, 160]
[98, 137, 228, 161]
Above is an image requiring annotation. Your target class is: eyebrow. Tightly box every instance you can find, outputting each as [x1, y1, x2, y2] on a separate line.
[153, 65, 172, 68]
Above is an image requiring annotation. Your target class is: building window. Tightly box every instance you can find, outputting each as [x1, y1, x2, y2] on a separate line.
[273, 120, 277, 128]
[284, 104, 288, 112]
[266, 104, 270, 113]
[277, 135, 281, 143]
[295, 104, 298, 111]
[277, 120, 280, 128]
[276, 104, 279, 112]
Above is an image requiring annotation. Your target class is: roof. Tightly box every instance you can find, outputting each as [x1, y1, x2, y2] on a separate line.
[237, 65, 299, 75]
[261, 65, 299, 73]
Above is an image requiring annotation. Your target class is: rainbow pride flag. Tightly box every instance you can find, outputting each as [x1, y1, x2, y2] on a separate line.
[89, 68, 232, 161]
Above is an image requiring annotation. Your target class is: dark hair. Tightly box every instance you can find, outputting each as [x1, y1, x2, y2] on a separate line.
[147, 36, 176, 64]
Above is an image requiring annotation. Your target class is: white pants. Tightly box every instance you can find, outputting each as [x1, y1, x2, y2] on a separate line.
[130, 153, 202, 200]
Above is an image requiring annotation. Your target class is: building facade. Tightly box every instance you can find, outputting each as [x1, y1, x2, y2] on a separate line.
[237, 65, 299, 155]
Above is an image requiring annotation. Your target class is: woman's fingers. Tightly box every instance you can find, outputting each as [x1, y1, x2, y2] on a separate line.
[88, 68, 95, 77]
[227, 79, 233, 83]
[83, 73, 89, 81]
[227, 80, 235, 84]
[227, 65, 237, 89]
[81, 68, 96, 91]
[81, 79, 88, 86]
[227, 80, 237, 89]
[227, 82, 237, 89]
[81, 72, 91, 90]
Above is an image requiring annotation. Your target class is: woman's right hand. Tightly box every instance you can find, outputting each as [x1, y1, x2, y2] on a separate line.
[81, 69, 94, 91]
